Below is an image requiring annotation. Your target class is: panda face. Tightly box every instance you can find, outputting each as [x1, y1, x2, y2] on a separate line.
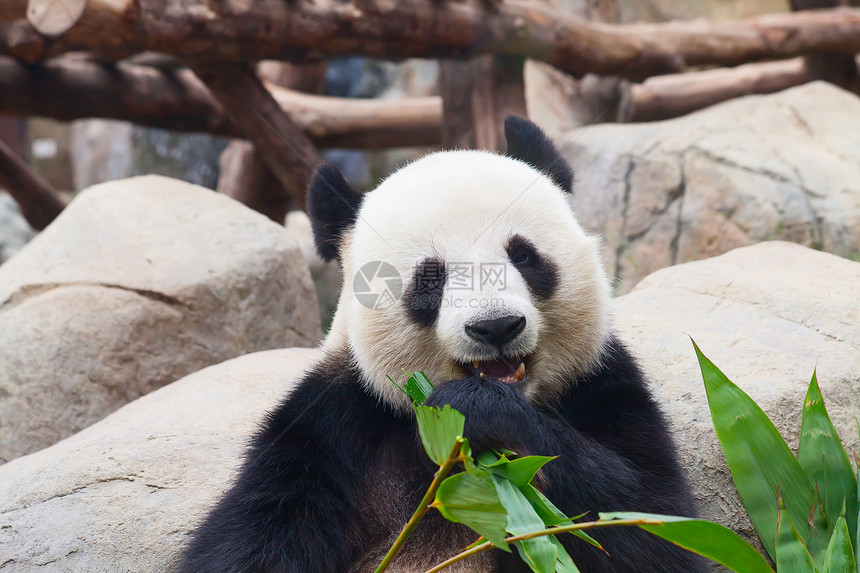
[308, 118, 611, 409]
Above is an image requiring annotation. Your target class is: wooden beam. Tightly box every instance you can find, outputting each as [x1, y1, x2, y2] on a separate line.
[192, 63, 322, 212]
[0, 137, 66, 230]
[3, 1, 860, 81]
[625, 58, 810, 122]
[0, 56, 442, 149]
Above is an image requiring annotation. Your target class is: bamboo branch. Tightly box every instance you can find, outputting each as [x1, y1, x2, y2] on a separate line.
[423, 517, 665, 573]
[0, 138, 66, 230]
[3, 1, 860, 81]
[375, 438, 466, 573]
[0, 56, 441, 149]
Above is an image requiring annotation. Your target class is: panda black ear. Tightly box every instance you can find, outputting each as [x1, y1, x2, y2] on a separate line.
[306, 164, 364, 262]
[504, 116, 573, 194]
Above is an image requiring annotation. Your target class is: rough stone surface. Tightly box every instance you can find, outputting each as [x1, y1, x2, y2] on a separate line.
[0, 348, 320, 572]
[564, 82, 860, 293]
[0, 175, 322, 463]
[0, 191, 35, 264]
[613, 241, 860, 564]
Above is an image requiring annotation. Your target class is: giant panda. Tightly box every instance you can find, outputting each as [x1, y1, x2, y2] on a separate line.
[179, 117, 705, 572]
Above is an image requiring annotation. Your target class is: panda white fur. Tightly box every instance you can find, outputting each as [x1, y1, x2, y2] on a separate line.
[180, 117, 704, 572]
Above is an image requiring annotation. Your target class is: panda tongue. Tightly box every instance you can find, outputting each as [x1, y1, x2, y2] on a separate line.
[479, 359, 515, 378]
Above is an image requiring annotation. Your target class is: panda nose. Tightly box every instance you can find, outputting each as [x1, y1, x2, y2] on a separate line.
[465, 315, 526, 348]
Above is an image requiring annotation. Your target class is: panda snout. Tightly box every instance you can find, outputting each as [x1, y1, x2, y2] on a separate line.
[464, 315, 526, 348]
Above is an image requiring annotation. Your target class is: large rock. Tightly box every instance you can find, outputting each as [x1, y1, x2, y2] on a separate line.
[0, 348, 320, 572]
[613, 241, 860, 561]
[565, 82, 860, 293]
[0, 175, 322, 462]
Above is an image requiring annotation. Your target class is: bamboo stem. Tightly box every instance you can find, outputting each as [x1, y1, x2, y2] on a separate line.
[374, 438, 466, 573]
[423, 518, 664, 573]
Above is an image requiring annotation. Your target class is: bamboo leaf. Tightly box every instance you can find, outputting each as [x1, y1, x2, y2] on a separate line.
[434, 471, 510, 551]
[493, 476, 557, 573]
[694, 340, 813, 560]
[776, 493, 818, 573]
[547, 535, 580, 573]
[799, 370, 858, 547]
[808, 486, 831, 566]
[521, 484, 603, 554]
[482, 455, 557, 489]
[414, 405, 465, 466]
[599, 512, 773, 573]
[822, 513, 857, 573]
[402, 371, 434, 406]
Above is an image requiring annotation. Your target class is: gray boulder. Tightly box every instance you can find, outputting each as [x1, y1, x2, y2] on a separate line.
[0, 348, 319, 572]
[565, 81, 860, 293]
[613, 240, 860, 560]
[0, 175, 322, 462]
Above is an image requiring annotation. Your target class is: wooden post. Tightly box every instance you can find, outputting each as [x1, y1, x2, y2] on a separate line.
[791, 0, 859, 88]
[0, 136, 66, 230]
[440, 55, 527, 152]
[193, 63, 323, 214]
[216, 62, 327, 222]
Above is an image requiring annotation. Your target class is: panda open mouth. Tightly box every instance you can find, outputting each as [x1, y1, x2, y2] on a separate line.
[462, 357, 527, 384]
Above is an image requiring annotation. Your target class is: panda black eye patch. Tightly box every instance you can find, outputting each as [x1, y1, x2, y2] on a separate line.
[506, 235, 558, 300]
[404, 257, 446, 327]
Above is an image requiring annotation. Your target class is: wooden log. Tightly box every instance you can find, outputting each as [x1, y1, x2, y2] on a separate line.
[440, 55, 527, 151]
[0, 56, 442, 149]
[3, 1, 860, 81]
[625, 58, 810, 122]
[0, 137, 66, 230]
[192, 63, 322, 212]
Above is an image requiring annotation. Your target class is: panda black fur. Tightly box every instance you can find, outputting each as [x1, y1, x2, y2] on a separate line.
[179, 118, 705, 573]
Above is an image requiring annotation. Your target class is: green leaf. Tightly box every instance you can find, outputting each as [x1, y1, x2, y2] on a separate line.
[521, 485, 602, 553]
[482, 455, 557, 489]
[775, 494, 818, 573]
[856, 462, 860, 573]
[414, 405, 465, 466]
[522, 484, 571, 527]
[403, 371, 434, 406]
[600, 512, 774, 573]
[799, 370, 858, 548]
[808, 487, 831, 566]
[547, 535, 580, 573]
[694, 340, 813, 561]
[434, 470, 509, 551]
[822, 514, 857, 573]
[493, 476, 557, 573]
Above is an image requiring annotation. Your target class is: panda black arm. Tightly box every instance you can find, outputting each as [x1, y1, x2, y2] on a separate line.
[178, 362, 404, 573]
[424, 338, 705, 572]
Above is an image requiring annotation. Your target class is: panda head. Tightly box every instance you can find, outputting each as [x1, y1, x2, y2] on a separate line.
[308, 117, 611, 409]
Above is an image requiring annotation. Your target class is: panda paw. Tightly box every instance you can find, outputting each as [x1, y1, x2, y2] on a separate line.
[424, 376, 540, 454]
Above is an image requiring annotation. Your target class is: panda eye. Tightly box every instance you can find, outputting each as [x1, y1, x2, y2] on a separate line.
[512, 249, 530, 265]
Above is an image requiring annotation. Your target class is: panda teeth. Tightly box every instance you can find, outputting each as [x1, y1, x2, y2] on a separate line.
[515, 361, 526, 382]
